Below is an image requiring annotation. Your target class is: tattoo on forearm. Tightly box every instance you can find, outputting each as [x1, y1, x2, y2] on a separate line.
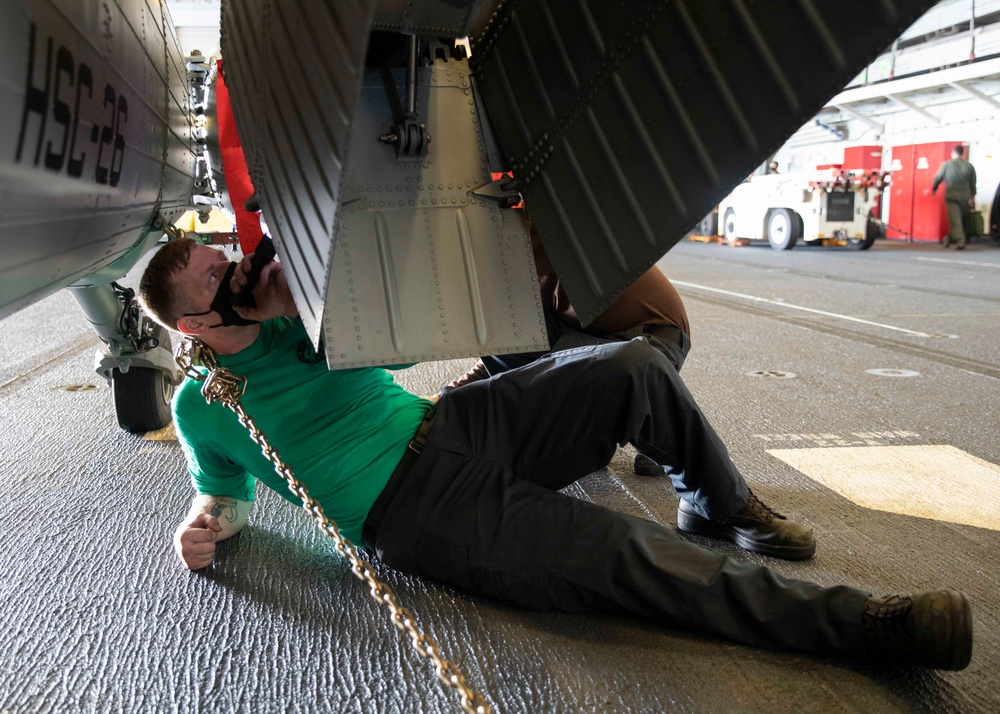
[209, 497, 239, 524]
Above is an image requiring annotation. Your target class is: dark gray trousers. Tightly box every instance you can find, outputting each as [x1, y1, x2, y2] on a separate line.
[372, 339, 869, 657]
[481, 301, 691, 377]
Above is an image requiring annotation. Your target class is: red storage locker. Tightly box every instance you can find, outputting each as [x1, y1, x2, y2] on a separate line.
[888, 145, 915, 239]
[844, 145, 883, 172]
[888, 142, 959, 241]
[912, 142, 954, 242]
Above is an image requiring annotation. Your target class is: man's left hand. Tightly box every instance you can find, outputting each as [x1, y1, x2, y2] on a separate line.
[231, 254, 299, 322]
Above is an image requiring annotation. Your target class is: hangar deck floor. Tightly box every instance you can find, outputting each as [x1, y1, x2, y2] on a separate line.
[2, 237, 998, 713]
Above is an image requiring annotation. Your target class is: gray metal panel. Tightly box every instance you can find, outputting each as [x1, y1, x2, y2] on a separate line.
[472, 0, 937, 325]
[326, 203, 546, 368]
[219, 0, 375, 344]
[324, 61, 546, 368]
[372, 0, 492, 37]
[0, 0, 196, 320]
[159, 1, 197, 214]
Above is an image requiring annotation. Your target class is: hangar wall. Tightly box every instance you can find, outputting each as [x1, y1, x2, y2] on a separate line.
[776, 98, 1000, 222]
[770, 0, 1000, 231]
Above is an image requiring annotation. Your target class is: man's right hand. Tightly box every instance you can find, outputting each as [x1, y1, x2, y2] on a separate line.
[174, 513, 223, 570]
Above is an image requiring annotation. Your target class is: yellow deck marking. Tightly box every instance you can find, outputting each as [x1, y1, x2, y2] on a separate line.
[141, 423, 177, 441]
[767, 445, 1000, 530]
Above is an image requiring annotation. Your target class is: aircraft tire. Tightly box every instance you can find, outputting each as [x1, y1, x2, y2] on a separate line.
[766, 208, 797, 250]
[848, 213, 881, 251]
[723, 209, 739, 245]
[846, 235, 876, 251]
[113, 366, 174, 434]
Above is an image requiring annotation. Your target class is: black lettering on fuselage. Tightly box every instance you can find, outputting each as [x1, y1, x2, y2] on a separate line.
[16, 24, 51, 164]
[94, 84, 116, 184]
[45, 46, 73, 171]
[15, 22, 128, 185]
[67, 63, 93, 178]
[109, 95, 127, 187]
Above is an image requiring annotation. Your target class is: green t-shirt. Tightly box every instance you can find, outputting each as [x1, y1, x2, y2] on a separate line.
[172, 317, 433, 544]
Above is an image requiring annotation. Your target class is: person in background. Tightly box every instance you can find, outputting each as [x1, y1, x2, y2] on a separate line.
[932, 145, 977, 250]
[766, 161, 779, 175]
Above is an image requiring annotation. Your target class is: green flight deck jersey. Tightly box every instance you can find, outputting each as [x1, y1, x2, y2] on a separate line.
[172, 317, 433, 544]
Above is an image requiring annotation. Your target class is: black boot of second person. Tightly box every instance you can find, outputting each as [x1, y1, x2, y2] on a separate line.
[862, 591, 973, 671]
[677, 489, 817, 560]
[634, 452, 665, 476]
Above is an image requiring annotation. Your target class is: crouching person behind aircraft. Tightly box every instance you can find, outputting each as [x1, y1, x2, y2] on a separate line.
[441, 218, 693, 482]
[137, 237, 973, 672]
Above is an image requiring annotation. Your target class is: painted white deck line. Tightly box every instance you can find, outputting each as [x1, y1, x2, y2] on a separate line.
[914, 256, 1000, 269]
[673, 280, 935, 337]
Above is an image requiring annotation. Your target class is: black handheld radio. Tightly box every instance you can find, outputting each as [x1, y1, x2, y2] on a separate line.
[231, 235, 277, 309]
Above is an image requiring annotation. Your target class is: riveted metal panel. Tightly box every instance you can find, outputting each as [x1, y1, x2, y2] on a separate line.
[160, 1, 197, 215]
[0, 0, 196, 319]
[326, 202, 545, 368]
[324, 59, 546, 368]
[372, 0, 493, 38]
[219, 0, 374, 344]
[472, 0, 937, 325]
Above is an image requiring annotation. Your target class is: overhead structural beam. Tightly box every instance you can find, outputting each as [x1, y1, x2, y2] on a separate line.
[885, 93, 941, 123]
[833, 103, 884, 132]
[826, 56, 1000, 106]
[948, 80, 1000, 111]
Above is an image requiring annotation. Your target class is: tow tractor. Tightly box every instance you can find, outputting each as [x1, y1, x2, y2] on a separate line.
[717, 170, 887, 250]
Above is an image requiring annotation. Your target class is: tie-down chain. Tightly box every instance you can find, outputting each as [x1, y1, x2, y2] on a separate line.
[175, 337, 491, 714]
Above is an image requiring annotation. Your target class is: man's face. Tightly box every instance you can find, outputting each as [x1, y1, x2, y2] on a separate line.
[174, 244, 232, 323]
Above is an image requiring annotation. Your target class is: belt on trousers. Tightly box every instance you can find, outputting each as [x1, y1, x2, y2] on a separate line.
[361, 407, 436, 550]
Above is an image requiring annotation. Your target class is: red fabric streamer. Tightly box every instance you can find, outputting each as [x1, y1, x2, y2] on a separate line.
[215, 59, 264, 254]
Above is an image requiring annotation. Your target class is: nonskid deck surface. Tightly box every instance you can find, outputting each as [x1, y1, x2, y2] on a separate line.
[1, 239, 997, 713]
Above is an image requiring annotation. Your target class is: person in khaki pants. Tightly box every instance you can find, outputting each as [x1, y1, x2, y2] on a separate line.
[932, 145, 977, 250]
